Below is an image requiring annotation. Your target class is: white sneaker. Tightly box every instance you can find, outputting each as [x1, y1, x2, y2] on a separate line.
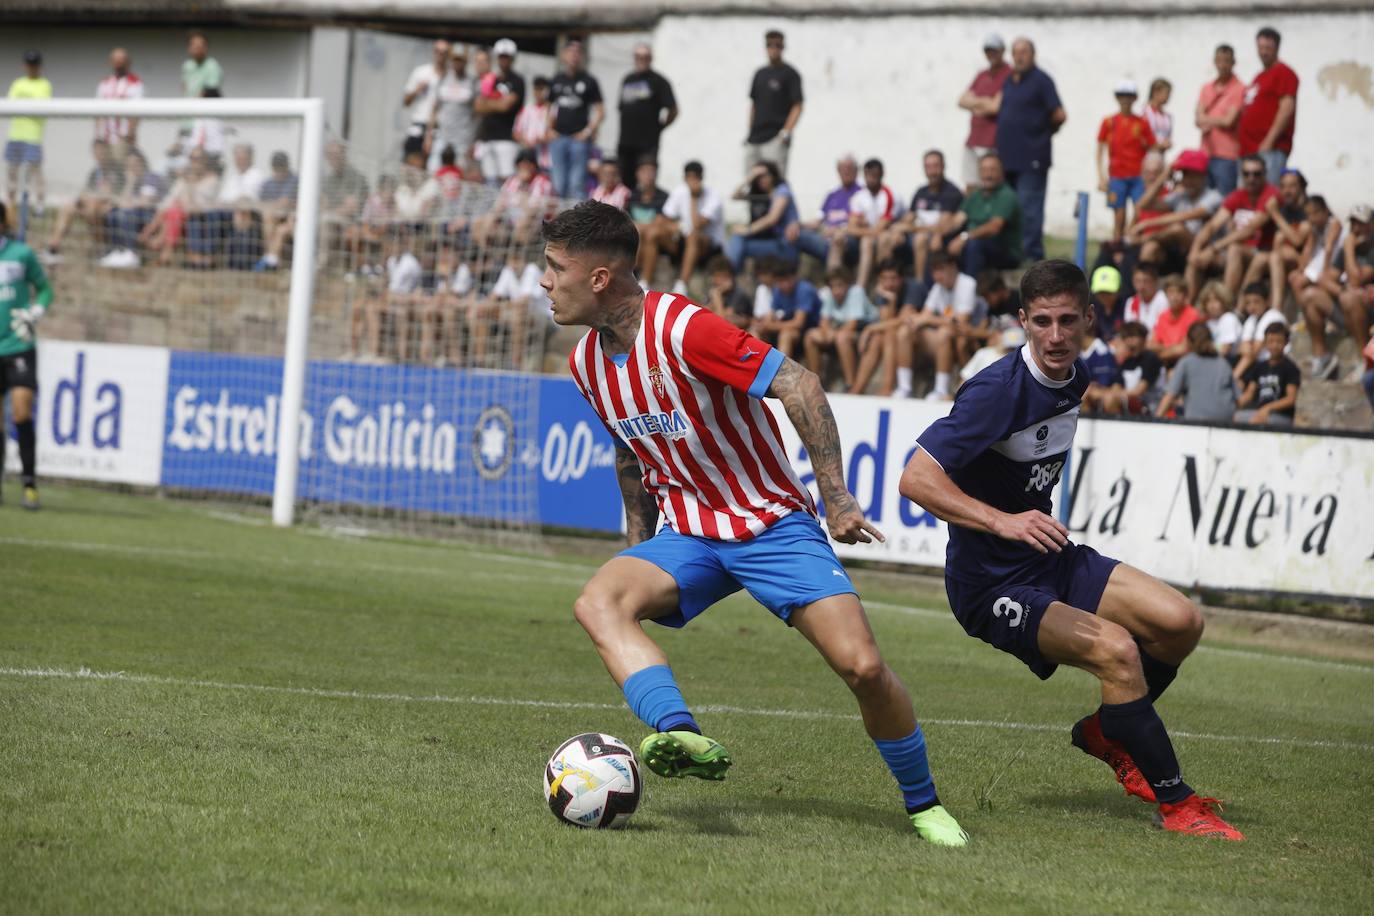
[924, 390, 952, 402]
[892, 386, 912, 399]
[671, 279, 689, 296]
[99, 248, 140, 269]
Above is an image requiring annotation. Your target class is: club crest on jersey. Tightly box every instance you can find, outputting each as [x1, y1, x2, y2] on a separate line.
[647, 365, 667, 398]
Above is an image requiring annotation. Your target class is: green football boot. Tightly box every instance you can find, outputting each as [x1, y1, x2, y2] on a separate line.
[638, 730, 732, 781]
[909, 805, 969, 847]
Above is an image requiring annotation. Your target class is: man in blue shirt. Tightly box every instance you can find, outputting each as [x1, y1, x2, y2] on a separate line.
[992, 38, 1065, 263]
[898, 259, 1244, 842]
[750, 257, 819, 360]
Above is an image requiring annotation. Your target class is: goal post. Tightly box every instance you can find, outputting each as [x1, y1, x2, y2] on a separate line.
[0, 96, 325, 527]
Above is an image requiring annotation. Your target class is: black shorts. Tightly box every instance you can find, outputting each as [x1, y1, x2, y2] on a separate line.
[944, 543, 1120, 681]
[0, 348, 38, 392]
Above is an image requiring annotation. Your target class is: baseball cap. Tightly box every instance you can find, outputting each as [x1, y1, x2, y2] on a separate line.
[1351, 204, 1373, 224]
[23, 50, 42, 65]
[493, 38, 517, 57]
[982, 33, 1005, 50]
[1173, 149, 1209, 174]
[1113, 79, 1138, 97]
[1091, 265, 1122, 294]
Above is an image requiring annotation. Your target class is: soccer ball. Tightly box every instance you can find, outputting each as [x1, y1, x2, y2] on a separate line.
[544, 732, 641, 829]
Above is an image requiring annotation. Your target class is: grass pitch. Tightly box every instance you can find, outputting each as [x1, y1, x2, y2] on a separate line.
[2, 486, 1372, 914]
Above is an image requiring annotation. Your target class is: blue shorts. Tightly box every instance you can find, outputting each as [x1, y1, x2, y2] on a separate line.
[622, 511, 857, 628]
[1106, 176, 1145, 211]
[945, 542, 1120, 680]
[4, 141, 42, 165]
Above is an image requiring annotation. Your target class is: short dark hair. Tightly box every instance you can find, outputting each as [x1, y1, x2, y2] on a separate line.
[863, 158, 883, 173]
[976, 269, 1007, 297]
[188, 29, 208, 43]
[923, 149, 944, 164]
[876, 259, 901, 275]
[928, 252, 956, 272]
[706, 255, 733, 276]
[533, 76, 550, 90]
[636, 154, 658, 170]
[684, 160, 703, 177]
[1216, 43, 1235, 57]
[826, 265, 854, 285]
[755, 256, 781, 278]
[1120, 321, 1148, 340]
[1257, 26, 1281, 45]
[541, 200, 640, 264]
[1020, 259, 1090, 313]
[770, 258, 798, 279]
[1242, 281, 1269, 299]
[765, 29, 784, 42]
[1263, 321, 1289, 340]
[440, 145, 456, 165]
[1132, 262, 1159, 280]
[1241, 153, 1265, 170]
[1308, 194, 1329, 213]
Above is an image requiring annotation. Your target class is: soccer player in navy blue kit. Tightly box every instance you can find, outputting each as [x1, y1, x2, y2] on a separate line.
[899, 260, 1243, 841]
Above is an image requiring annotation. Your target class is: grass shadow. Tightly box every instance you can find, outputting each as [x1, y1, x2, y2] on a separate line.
[651, 793, 900, 837]
[1023, 790, 1148, 822]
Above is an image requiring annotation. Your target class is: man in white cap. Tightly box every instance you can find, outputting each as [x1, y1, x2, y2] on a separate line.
[474, 38, 525, 184]
[957, 34, 1011, 190]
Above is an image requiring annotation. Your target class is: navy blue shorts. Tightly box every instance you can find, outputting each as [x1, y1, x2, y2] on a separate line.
[621, 511, 858, 629]
[945, 542, 1120, 680]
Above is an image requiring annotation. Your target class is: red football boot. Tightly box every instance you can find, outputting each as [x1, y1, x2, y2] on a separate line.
[1154, 795, 1245, 841]
[1071, 711, 1157, 803]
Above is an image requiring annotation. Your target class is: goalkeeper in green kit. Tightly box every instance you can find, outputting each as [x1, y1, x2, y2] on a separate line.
[1, 202, 54, 510]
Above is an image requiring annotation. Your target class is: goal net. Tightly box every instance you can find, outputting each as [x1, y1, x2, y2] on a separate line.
[0, 98, 567, 543]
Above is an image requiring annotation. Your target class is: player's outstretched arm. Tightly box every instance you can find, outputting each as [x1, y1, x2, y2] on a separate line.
[767, 358, 884, 545]
[616, 446, 659, 546]
[898, 449, 1068, 554]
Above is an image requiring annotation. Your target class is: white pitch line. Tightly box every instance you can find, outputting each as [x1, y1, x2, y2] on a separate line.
[7, 535, 1371, 676]
[2, 665, 1370, 754]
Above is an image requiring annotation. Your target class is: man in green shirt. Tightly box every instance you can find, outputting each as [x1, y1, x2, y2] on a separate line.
[181, 30, 222, 130]
[0, 202, 54, 509]
[946, 152, 1023, 278]
[6, 50, 52, 212]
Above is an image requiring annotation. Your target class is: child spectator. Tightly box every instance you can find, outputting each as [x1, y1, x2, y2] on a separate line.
[1198, 280, 1242, 361]
[1097, 80, 1157, 243]
[589, 158, 630, 210]
[1149, 274, 1204, 365]
[851, 259, 927, 395]
[434, 145, 464, 188]
[804, 266, 876, 391]
[1234, 281, 1286, 378]
[916, 252, 990, 401]
[1114, 321, 1164, 414]
[1157, 322, 1236, 421]
[704, 256, 752, 330]
[1235, 322, 1300, 426]
[1143, 78, 1173, 151]
[381, 231, 423, 361]
[514, 76, 551, 171]
[1090, 265, 1124, 340]
[750, 258, 818, 360]
[348, 174, 398, 276]
[1081, 324, 1126, 414]
[1122, 262, 1167, 332]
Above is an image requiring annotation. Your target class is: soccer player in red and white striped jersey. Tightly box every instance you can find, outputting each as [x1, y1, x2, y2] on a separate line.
[542, 201, 968, 846]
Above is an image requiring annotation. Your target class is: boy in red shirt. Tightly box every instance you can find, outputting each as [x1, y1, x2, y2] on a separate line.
[1097, 80, 1158, 243]
[1149, 274, 1204, 365]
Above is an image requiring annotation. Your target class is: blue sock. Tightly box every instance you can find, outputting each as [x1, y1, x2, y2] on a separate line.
[874, 726, 938, 813]
[622, 665, 700, 734]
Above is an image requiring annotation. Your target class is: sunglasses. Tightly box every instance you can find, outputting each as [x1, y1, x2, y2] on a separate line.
[766, 42, 784, 48]
[1242, 170, 1265, 178]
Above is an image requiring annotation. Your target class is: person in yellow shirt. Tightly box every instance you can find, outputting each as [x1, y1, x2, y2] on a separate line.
[6, 51, 52, 212]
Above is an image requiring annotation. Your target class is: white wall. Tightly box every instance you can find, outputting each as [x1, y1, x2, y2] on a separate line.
[652, 12, 1374, 236]
[0, 27, 310, 199]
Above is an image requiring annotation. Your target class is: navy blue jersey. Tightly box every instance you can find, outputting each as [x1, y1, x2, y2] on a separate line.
[916, 345, 1088, 583]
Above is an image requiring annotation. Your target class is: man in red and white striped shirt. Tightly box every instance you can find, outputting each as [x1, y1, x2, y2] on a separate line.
[95, 48, 144, 152]
[541, 201, 968, 846]
[589, 158, 630, 210]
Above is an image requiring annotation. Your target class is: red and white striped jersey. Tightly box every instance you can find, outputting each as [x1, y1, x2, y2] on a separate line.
[94, 72, 144, 143]
[569, 291, 815, 541]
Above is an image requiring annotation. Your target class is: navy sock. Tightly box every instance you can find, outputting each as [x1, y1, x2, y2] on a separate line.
[16, 419, 35, 485]
[622, 665, 700, 735]
[874, 726, 939, 813]
[1099, 695, 1192, 805]
[1138, 646, 1179, 702]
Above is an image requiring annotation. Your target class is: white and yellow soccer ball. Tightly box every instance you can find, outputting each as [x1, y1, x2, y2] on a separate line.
[544, 733, 642, 829]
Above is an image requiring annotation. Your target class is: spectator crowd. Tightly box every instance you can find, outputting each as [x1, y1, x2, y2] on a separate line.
[4, 25, 1372, 422]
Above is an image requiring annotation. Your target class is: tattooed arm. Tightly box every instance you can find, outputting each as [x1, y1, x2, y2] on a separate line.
[767, 358, 885, 545]
[616, 446, 660, 546]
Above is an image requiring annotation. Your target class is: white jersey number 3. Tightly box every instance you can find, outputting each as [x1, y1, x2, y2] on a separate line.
[993, 597, 1026, 628]
[1025, 461, 1063, 493]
